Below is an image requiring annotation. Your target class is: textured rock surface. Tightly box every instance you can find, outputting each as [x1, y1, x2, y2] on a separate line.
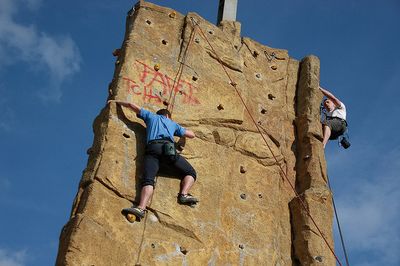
[57, 1, 335, 265]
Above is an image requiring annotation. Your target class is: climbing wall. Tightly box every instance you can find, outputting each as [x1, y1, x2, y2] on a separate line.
[56, 1, 335, 265]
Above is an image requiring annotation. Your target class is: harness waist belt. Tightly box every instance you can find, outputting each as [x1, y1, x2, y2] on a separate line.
[326, 116, 347, 126]
[148, 139, 172, 145]
[327, 116, 346, 122]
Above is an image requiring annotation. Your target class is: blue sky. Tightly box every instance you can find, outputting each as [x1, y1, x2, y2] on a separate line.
[0, 0, 399, 265]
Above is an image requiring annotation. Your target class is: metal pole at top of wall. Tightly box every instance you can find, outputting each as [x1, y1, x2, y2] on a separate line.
[217, 0, 238, 25]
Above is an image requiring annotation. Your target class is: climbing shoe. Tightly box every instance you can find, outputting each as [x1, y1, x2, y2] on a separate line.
[122, 207, 145, 219]
[177, 193, 199, 205]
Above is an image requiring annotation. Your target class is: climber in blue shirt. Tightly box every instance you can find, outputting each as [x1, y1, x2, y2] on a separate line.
[139, 108, 186, 144]
[108, 100, 198, 219]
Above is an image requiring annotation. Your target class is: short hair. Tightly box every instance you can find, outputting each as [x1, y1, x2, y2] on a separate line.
[156, 108, 171, 117]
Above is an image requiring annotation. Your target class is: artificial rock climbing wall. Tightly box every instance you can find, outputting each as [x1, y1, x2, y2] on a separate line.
[56, 1, 335, 265]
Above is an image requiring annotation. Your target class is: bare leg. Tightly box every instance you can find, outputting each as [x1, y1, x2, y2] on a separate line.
[180, 175, 195, 195]
[138, 185, 154, 210]
[322, 125, 331, 149]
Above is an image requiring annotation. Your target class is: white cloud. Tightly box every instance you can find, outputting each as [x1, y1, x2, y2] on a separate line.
[0, 248, 27, 266]
[334, 147, 400, 266]
[0, 0, 81, 102]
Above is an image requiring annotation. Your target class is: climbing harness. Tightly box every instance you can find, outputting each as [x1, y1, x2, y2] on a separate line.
[192, 19, 345, 266]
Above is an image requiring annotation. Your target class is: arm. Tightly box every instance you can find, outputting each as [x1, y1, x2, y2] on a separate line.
[184, 129, 195, 139]
[319, 86, 342, 107]
[108, 100, 141, 114]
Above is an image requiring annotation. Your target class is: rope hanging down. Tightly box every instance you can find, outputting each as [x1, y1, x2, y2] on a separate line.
[327, 176, 351, 266]
[191, 18, 344, 266]
[134, 177, 158, 266]
[166, 19, 198, 115]
[135, 22, 199, 265]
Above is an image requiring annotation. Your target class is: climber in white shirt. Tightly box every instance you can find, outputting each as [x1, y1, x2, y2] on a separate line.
[320, 86, 347, 148]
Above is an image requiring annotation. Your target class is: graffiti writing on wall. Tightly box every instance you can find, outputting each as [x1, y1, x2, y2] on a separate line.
[123, 60, 200, 106]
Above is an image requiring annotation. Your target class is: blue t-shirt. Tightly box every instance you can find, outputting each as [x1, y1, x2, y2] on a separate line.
[138, 108, 186, 143]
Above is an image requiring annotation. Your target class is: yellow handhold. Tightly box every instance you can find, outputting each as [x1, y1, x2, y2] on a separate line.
[154, 64, 160, 71]
[271, 65, 277, 70]
[169, 12, 176, 18]
[126, 213, 137, 223]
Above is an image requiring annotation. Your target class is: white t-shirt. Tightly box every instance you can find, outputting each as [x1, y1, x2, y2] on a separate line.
[327, 102, 346, 120]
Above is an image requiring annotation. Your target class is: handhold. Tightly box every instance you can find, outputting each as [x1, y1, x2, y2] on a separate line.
[194, 38, 200, 43]
[271, 65, 277, 70]
[154, 64, 160, 71]
[123, 133, 130, 139]
[239, 244, 244, 249]
[126, 213, 136, 223]
[314, 256, 323, 262]
[304, 155, 310, 160]
[112, 49, 120, 57]
[151, 243, 156, 248]
[86, 148, 93, 155]
[230, 81, 237, 87]
[180, 246, 188, 255]
[217, 104, 224, 110]
[208, 30, 214, 35]
[145, 19, 151, 25]
[253, 51, 259, 57]
[169, 12, 176, 18]
[261, 108, 267, 114]
[240, 166, 246, 173]
[192, 76, 198, 81]
[163, 101, 169, 106]
[255, 73, 261, 79]
[268, 94, 276, 100]
[258, 193, 263, 198]
[240, 193, 246, 200]
[115, 60, 120, 65]
[161, 39, 168, 45]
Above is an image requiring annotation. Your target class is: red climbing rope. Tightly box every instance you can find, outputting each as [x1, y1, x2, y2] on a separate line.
[191, 18, 343, 266]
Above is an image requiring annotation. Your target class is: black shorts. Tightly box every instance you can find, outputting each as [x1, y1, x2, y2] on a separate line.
[141, 141, 197, 187]
[324, 117, 347, 140]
